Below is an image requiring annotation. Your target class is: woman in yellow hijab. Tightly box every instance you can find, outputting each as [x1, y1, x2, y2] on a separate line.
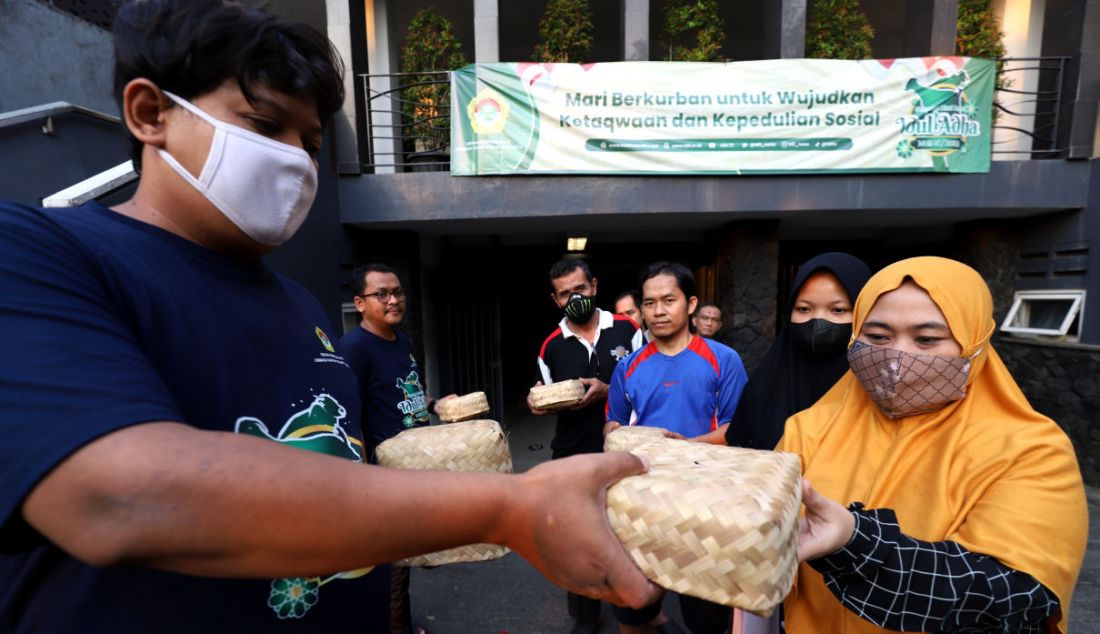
[778, 257, 1088, 633]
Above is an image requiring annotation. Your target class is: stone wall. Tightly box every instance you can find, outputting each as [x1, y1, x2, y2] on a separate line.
[953, 222, 1020, 326]
[957, 218, 1098, 487]
[997, 338, 1100, 487]
[714, 221, 779, 373]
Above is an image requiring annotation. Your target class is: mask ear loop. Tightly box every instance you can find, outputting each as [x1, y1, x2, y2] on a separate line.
[161, 90, 223, 128]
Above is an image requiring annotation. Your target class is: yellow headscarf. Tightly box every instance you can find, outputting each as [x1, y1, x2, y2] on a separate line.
[777, 257, 1088, 633]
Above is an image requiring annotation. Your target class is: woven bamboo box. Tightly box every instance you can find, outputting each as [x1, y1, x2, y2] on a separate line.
[435, 391, 490, 422]
[375, 419, 512, 567]
[605, 436, 802, 616]
[604, 425, 669, 452]
[529, 379, 585, 411]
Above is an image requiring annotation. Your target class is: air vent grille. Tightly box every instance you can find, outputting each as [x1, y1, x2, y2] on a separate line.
[1015, 242, 1089, 280]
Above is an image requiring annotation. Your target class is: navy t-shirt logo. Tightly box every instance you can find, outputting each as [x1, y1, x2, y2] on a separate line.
[315, 326, 335, 352]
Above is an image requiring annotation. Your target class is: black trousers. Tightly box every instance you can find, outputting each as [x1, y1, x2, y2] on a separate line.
[568, 590, 602, 624]
[612, 593, 731, 633]
[389, 565, 412, 634]
[553, 447, 604, 625]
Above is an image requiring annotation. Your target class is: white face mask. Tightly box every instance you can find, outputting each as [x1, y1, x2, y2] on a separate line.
[157, 90, 318, 246]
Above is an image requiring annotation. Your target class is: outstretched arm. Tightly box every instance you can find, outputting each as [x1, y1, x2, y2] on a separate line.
[690, 423, 729, 445]
[22, 422, 661, 608]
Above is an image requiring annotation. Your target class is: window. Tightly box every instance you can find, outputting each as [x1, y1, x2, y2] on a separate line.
[341, 302, 359, 334]
[1000, 290, 1085, 338]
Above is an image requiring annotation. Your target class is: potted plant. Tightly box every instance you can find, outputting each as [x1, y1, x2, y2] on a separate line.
[532, 0, 594, 62]
[400, 8, 467, 158]
[956, 0, 1009, 97]
[805, 0, 874, 59]
[661, 0, 725, 62]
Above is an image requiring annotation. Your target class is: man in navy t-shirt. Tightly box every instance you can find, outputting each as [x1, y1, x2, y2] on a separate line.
[606, 262, 748, 634]
[340, 263, 454, 634]
[341, 263, 452, 457]
[0, 1, 662, 631]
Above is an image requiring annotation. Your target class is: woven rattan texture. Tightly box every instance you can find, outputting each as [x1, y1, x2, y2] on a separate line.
[435, 391, 490, 422]
[604, 425, 668, 452]
[529, 379, 585, 411]
[848, 342, 969, 418]
[606, 438, 802, 615]
[376, 420, 512, 566]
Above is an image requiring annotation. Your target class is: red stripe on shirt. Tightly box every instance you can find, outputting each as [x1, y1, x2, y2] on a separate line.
[612, 314, 640, 330]
[625, 341, 660, 379]
[539, 327, 563, 359]
[688, 335, 721, 378]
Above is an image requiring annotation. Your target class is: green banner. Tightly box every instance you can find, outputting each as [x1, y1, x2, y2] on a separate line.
[450, 58, 994, 175]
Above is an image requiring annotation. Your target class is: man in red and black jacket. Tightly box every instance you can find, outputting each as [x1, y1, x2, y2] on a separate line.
[528, 258, 643, 634]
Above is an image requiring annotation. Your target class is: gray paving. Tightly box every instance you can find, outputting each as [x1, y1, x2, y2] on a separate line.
[410, 416, 1100, 633]
[1072, 486, 1100, 634]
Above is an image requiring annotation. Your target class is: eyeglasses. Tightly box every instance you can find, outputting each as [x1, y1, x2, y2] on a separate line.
[358, 288, 406, 303]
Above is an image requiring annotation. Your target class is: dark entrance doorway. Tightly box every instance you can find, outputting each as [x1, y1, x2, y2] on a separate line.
[431, 238, 716, 427]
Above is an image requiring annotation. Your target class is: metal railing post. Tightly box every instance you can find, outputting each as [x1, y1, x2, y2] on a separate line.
[359, 71, 453, 172]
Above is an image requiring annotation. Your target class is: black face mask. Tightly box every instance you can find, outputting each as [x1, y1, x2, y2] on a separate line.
[563, 293, 596, 325]
[789, 319, 852, 360]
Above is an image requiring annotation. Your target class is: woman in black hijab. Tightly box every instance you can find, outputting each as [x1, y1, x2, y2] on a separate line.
[724, 252, 872, 450]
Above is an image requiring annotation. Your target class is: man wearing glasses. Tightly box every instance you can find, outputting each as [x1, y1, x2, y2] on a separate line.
[340, 263, 452, 634]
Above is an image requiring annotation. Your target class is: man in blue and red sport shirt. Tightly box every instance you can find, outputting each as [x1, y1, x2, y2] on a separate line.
[605, 262, 749, 634]
[529, 258, 643, 634]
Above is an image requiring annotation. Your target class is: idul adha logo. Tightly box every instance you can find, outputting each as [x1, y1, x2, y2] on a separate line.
[895, 69, 982, 159]
[467, 88, 510, 135]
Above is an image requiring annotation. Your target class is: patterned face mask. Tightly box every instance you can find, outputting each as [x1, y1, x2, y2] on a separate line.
[563, 293, 596, 325]
[847, 340, 973, 418]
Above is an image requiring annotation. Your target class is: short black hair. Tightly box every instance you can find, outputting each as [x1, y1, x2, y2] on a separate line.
[548, 259, 593, 286]
[615, 290, 641, 306]
[113, 0, 345, 169]
[351, 263, 398, 296]
[640, 261, 697, 300]
[695, 301, 720, 314]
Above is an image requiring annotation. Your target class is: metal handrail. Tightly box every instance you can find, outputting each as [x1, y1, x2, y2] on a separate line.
[991, 56, 1069, 156]
[0, 101, 119, 129]
[42, 161, 137, 208]
[359, 71, 453, 172]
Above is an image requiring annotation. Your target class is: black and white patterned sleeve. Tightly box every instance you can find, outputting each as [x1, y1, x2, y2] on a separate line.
[807, 504, 1059, 633]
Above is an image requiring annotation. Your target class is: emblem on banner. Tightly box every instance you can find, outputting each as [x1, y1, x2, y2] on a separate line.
[467, 88, 511, 135]
[896, 68, 982, 159]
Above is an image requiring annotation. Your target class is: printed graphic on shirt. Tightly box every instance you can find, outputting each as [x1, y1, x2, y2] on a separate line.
[610, 345, 629, 361]
[234, 393, 372, 619]
[236, 393, 363, 462]
[396, 368, 430, 427]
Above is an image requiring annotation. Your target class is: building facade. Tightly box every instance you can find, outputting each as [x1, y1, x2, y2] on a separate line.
[2, 0, 1098, 484]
